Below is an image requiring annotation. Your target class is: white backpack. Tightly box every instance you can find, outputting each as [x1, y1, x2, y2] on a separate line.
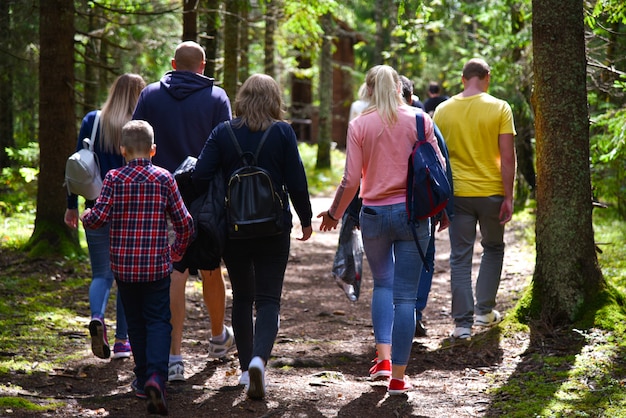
[64, 111, 103, 200]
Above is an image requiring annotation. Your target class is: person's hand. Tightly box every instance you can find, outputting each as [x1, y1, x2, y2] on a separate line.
[317, 211, 339, 232]
[64, 209, 79, 229]
[79, 208, 91, 223]
[437, 211, 450, 232]
[171, 250, 183, 262]
[499, 197, 513, 225]
[297, 225, 313, 241]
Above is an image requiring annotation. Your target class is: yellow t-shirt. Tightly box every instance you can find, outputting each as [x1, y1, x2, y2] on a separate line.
[433, 93, 516, 197]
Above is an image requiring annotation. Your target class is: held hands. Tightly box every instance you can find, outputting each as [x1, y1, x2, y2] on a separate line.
[79, 208, 91, 224]
[317, 210, 340, 232]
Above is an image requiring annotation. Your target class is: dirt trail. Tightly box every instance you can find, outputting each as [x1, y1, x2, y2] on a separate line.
[2, 197, 535, 417]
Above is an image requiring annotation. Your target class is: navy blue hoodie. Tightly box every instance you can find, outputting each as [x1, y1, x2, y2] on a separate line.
[133, 71, 232, 173]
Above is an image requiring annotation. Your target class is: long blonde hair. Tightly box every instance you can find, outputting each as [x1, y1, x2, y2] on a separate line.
[363, 65, 403, 126]
[99, 73, 146, 153]
[233, 74, 284, 132]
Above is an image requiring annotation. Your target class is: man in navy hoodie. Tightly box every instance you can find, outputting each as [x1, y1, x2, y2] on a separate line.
[133, 41, 234, 382]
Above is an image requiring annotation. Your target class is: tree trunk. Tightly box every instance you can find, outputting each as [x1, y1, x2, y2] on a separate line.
[316, 13, 332, 169]
[223, 0, 240, 100]
[182, 0, 198, 41]
[264, 0, 276, 78]
[238, 4, 249, 83]
[531, 0, 604, 324]
[0, 0, 14, 170]
[202, 0, 220, 78]
[28, 0, 79, 256]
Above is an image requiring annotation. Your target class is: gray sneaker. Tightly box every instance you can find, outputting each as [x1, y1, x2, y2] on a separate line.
[208, 325, 236, 358]
[168, 361, 185, 382]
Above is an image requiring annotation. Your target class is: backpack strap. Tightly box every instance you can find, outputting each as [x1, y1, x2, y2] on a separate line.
[411, 110, 430, 272]
[86, 111, 101, 151]
[415, 111, 425, 143]
[225, 121, 276, 164]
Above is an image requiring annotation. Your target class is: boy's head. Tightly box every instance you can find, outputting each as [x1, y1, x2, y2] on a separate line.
[121, 120, 156, 160]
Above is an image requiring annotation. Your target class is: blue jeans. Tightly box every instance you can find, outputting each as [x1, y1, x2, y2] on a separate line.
[86, 225, 128, 340]
[223, 229, 290, 372]
[360, 203, 430, 367]
[449, 196, 505, 328]
[117, 276, 172, 388]
[415, 230, 436, 320]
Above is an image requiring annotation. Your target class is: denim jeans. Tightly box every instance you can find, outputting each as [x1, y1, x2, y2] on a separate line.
[223, 229, 290, 372]
[117, 276, 172, 387]
[85, 225, 128, 340]
[449, 196, 505, 328]
[360, 203, 430, 367]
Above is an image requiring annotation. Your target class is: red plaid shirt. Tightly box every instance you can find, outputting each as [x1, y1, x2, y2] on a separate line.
[82, 158, 194, 282]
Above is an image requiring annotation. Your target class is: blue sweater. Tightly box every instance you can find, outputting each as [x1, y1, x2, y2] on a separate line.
[132, 71, 232, 173]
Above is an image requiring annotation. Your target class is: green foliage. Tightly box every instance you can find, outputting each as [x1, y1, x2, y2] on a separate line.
[298, 142, 345, 196]
[0, 142, 38, 217]
[590, 106, 626, 218]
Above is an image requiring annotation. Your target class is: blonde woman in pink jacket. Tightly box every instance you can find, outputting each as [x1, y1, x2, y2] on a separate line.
[318, 65, 446, 395]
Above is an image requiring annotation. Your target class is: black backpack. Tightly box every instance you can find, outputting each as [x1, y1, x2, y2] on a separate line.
[406, 111, 452, 271]
[224, 122, 284, 239]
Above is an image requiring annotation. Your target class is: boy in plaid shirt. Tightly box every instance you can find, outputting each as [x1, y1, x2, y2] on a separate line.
[81, 120, 194, 415]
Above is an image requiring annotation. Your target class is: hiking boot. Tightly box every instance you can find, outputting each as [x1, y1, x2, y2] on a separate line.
[145, 373, 168, 416]
[475, 310, 502, 327]
[168, 361, 185, 382]
[112, 341, 131, 359]
[450, 327, 472, 340]
[388, 377, 413, 395]
[369, 358, 391, 381]
[89, 317, 110, 359]
[131, 379, 146, 400]
[208, 325, 235, 358]
[415, 320, 427, 338]
[247, 356, 266, 400]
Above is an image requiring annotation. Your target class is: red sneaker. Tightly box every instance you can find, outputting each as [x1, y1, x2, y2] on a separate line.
[388, 377, 412, 395]
[369, 359, 391, 380]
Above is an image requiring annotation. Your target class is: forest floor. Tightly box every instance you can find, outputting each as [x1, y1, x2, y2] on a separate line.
[2, 197, 545, 417]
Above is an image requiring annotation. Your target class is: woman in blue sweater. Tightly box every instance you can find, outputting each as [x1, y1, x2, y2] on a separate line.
[64, 73, 146, 360]
[193, 74, 313, 400]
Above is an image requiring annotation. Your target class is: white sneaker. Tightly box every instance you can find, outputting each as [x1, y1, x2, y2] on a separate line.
[239, 370, 249, 387]
[208, 325, 236, 358]
[475, 310, 502, 327]
[247, 356, 266, 399]
[451, 327, 472, 340]
[168, 361, 185, 382]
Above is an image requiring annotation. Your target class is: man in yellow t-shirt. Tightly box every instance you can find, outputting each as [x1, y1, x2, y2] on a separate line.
[433, 58, 517, 341]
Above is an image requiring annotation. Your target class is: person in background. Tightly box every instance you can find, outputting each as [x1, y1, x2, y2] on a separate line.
[400, 75, 424, 109]
[433, 58, 516, 341]
[423, 81, 449, 117]
[81, 120, 194, 415]
[319, 65, 446, 395]
[349, 83, 369, 121]
[65, 73, 146, 360]
[192, 74, 313, 400]
[132, 41, 233, 382]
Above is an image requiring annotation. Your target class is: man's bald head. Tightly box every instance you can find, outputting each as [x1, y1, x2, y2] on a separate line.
[172, 41, 206, 73]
